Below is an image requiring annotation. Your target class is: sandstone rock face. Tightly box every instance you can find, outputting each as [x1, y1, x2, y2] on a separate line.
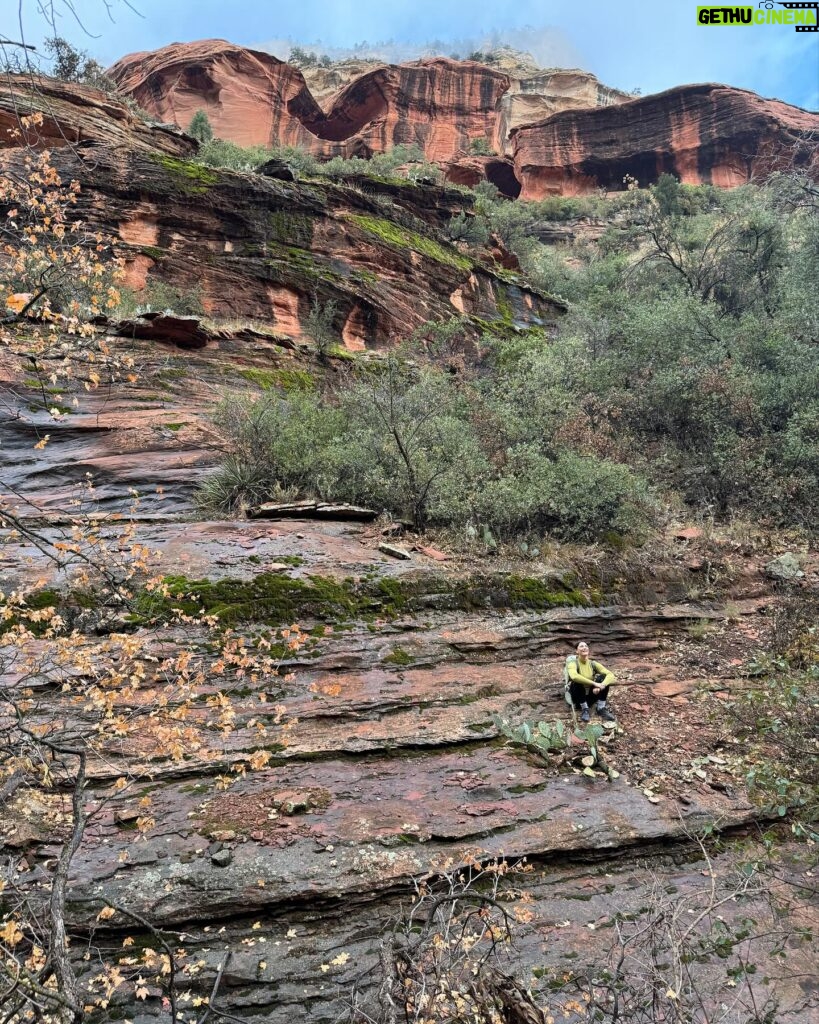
[308, 57, 510, 162]
[1, 73, 560, 346]
[497, 67, 627, 151]
[511, 83, 819, 199]
[444, 154, 522, 197]
[3, 56, 818, 1024]
[108, 42, 818, 199]
[108, 40, 512, 160]
[108, 40, 630, 166]
[3, 319, 817, 1021]
[299, 57, 382, 107]
[3, 424, 811, 1021]
[0, 74, 193, 155]
[107, 40, 306, 148]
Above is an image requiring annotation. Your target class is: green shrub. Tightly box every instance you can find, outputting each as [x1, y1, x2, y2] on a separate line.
[200, 392, 343, 513]
[475, 448, 653, 543]
[197, 140, 318, 175]
[305, 296, 338, 361]
[448, 212, 490, 246]
[468, 138, 495, 157]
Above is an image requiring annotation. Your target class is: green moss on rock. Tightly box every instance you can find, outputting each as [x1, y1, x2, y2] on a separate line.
[264, 244, 344, 288]
[140, 246, 167, 261]
[138, 573, 361, 626]
[150, 154, 219, 195]
[383, 646, 415, 666]
[505, 575, 586, 608]
[268, 211, 314, 247]
[347, 214, 472, 271]
[129, 568, 591, 629]
[495, 288, 515, 325]
[238, 367, 315, 392]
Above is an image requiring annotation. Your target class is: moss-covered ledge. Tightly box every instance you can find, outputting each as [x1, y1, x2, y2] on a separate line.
[129, 569, 590, 627]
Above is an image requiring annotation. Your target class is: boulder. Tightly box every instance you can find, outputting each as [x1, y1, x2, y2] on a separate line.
[765, 552, 804, 581]
[378, 543, 412, 560]
[257, 158, 296, 181]
[210, 848, 233, 867]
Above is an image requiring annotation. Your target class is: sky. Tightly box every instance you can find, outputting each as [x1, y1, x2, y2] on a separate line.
[9, 0, 819, 110]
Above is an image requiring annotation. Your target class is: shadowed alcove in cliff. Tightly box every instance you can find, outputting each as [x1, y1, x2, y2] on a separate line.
[485, 157, 521, 198]
[445, 156, 522, 198]
[179, 64, 221, 103]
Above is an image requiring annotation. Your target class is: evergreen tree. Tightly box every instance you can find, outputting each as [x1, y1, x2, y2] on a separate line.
[188, 109, 214, 143]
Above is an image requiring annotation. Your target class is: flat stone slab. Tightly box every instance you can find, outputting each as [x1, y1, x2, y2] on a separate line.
[251, 501, 377, 521]
[65, 748, 756, 929]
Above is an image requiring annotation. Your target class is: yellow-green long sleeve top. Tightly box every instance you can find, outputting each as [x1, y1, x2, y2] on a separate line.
[567, 657, 615, 690]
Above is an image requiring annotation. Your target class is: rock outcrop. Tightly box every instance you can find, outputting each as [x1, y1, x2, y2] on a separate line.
[495, 61, 627, 146]
[0, 75, 560, 345]
[3, 401, 813, 1020]
[444, 154, 522, 197]
[108, 40, 631, 164]
[0, 73, 193, 154]
[511, 83, 819, 199]
[108, 40, 512, 160]
[107, 42, 819, 198]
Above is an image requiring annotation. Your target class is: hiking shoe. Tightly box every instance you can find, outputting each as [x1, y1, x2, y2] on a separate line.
[580, 707, 591, 723]
[597, 707, 616, 723]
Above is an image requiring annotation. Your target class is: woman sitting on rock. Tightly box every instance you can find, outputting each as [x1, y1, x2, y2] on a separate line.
[564, 641, 616, 723]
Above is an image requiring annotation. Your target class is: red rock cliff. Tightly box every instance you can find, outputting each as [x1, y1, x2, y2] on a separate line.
[0, 75, 561, 348]
[0, 73, 192, 154]
[511, 83, 819, 199]
[108, 40, 511, 161]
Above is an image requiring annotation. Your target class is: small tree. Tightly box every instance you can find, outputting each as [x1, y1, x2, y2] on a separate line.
[654, 172, 682, 218]
[43, 36, 111, 90]
[288, 46, 318, 68]
[305, 294, 337, 361]
[187, 109, 213, 143]
[335, 359, 484, 531]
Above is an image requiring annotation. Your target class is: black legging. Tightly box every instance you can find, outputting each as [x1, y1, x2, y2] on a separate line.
[569, 680, 610, 707]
